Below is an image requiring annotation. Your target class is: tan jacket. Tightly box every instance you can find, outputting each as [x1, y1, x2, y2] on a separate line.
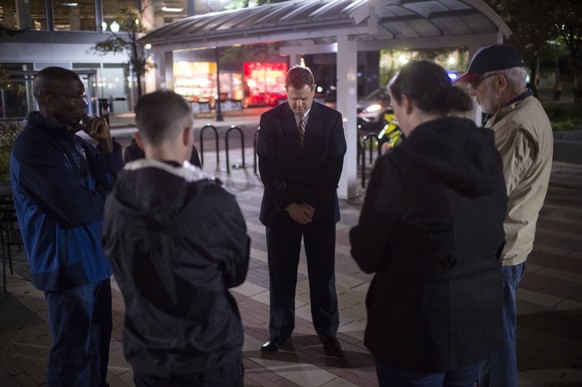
[486, 95, 553, 266]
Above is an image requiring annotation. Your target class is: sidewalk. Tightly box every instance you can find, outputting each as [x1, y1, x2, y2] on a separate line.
[1, 133, 582, 385]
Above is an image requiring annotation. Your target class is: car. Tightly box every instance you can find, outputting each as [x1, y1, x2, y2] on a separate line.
[357, 88, 392, 133]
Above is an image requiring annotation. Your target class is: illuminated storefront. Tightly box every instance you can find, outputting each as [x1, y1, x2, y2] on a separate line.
[173, 60, 244, 112]
[172, 59, 288, 112]
[243, 62, 288, 107]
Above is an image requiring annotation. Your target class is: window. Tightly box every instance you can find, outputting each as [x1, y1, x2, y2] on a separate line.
[0, 0, 47, 30]
[52, 0, 96, 31]
[101, 0, 139, 33]
[0, 63, 34, 119]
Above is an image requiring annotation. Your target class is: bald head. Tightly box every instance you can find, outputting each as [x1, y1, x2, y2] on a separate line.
[33, 67, 83, 104]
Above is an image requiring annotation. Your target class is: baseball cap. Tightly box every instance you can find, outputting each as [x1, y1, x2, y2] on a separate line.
[456, 44, 524, 84]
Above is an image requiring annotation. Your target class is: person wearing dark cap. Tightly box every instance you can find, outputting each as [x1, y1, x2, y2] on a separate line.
[456, 44, 554, 387]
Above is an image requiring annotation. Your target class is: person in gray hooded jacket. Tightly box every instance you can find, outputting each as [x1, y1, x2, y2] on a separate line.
[350, 60, 507, 387]
[102, 90, 250, 387]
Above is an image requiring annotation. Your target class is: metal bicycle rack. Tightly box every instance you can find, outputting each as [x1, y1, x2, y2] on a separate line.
[199, 124, 220, 167]
[225, 125, 246, 173]
[253, 128, 260, 175]
[361, 133, 380, 188]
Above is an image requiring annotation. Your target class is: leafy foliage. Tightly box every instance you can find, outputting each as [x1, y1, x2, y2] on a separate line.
[0, 120, 25, 181]
[484, 0, 582, 103]
[89, 7, 155, 98]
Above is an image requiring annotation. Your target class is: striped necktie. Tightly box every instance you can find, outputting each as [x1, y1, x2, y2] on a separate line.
[298, 114, 306, 146]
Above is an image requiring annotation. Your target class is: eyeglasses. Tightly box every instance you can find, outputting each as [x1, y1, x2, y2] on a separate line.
[469, 73, 499, 89]
[51, 93, 88, 102]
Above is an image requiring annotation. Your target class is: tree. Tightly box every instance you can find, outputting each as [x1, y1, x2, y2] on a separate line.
[485, 0, 582, 103]
[0, 24, 26, 89]
[89, 7, 155, 99]
[553, 1, 582, 102]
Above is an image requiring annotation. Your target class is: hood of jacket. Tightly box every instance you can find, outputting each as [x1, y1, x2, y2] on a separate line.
[112, 159, 214, 227]
[398, 116, 503, 197]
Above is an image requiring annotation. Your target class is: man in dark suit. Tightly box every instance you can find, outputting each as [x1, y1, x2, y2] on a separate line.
[257, 65, 347, 355]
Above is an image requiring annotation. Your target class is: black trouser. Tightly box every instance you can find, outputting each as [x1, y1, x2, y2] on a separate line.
[266, 216, 339, 339]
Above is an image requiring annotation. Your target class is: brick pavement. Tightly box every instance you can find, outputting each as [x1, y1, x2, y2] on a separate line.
[1, 142, 582, 386]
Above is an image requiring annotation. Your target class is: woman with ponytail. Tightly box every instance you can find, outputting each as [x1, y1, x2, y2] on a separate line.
[350, 60, 507, 387]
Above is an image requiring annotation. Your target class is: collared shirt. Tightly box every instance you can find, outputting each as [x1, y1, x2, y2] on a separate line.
[294, 107, 311, 127]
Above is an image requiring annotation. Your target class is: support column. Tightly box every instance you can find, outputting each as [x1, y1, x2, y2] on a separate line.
[336, 34, 358, 200]
[158, 51, 174, 91]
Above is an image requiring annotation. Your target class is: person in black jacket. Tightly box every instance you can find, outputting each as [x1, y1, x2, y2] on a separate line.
[350, 60, 506, 386]
[124, 134, 201, 167]
[102, 90, 250, 387]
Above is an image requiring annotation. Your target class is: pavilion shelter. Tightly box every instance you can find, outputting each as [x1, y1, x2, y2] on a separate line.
[140, 0, 511, 199]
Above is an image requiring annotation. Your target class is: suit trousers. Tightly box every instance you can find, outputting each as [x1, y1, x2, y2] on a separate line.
[266, 216, 339, 339]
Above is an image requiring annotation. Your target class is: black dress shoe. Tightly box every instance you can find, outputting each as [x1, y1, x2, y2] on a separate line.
[321, 336, 342, 356]
[261, 337, 290, 352]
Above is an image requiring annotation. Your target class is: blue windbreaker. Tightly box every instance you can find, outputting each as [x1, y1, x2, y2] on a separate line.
[10, 112, 124, 291]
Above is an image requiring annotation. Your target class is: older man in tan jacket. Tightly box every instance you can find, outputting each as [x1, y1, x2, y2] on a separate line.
[457, 44, 553, 387]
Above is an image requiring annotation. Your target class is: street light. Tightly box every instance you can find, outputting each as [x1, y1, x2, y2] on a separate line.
[110, 21, 120, 33]
[215, 47, 224, 121]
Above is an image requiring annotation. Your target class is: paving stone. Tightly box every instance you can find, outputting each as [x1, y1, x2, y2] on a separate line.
[1, 158, 581, 386]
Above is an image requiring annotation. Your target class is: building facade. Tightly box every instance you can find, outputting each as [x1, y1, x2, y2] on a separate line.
[0, 0, 222, 119]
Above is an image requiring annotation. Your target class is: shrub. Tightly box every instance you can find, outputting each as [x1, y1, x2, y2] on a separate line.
[542, 102, 582, 132]
[0, 120, 25, 181]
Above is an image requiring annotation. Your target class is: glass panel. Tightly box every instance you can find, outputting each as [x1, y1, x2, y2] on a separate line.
[52, 0, 96, 31]
[101, 0, 141, 33]
[100, 64, 130, 114]
[0, 63, 34, 119]
[1, 80, 29, 118]
[159, 0, 187, 25]
[0, 0, 47, 30]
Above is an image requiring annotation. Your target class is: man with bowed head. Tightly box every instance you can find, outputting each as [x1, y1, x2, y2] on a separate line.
[102, 90, 250, 387]
[456, 44, 553, 387]
[257, 65, 346, 355]
[10, 66, 124, 386]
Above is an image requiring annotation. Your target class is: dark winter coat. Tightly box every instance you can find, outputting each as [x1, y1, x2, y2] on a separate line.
[10, 112, 123, 291]
[102, 159, 250, 379]
[350, 117, 506, 374]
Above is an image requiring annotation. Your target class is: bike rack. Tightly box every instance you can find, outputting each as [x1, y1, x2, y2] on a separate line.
[199, 124, 220, 168]
[253, 128, 260, 175]
[225, 125, 245, 173]
[361, 133, 379, 188]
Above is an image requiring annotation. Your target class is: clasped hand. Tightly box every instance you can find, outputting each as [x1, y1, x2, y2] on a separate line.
[79, 114, 114, 152]
[286, 203, 315, 224]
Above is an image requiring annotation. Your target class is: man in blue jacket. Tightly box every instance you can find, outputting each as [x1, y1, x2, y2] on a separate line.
[10, 66, 124, 386]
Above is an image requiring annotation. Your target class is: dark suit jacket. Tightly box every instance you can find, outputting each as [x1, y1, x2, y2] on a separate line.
[257, 101, 346, 227]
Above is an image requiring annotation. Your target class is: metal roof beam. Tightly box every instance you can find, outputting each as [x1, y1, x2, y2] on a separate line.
[357, 31, 504, 51]
[280, 42, 338, 55]
[148, 26, 372, 53]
